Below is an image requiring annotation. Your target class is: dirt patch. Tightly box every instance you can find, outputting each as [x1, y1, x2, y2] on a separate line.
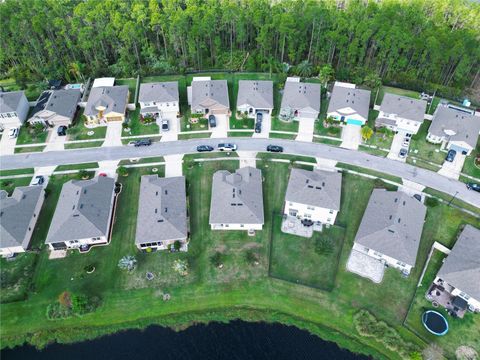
[242, 242, 262, 250]
[456, 346, 478, 360]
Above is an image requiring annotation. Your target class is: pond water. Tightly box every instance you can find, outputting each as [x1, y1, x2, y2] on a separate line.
[2, 320, 371, 360]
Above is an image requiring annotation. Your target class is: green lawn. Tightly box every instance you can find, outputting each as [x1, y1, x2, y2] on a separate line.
[0, 177, 33, 195]
[270, 216, 345, 290]
[121, 136, 161, 145]
[227, 131, 253, 137]
[67, 110, 107, 141]
[271, 117, 299, 132]
[358, 145, 388, 157]
[461, 139, 480, 180]
[269, 132, 297, 140]
[178, 132, 211, 140]
[64, 141, 104, 149]
[336, 163, 403, 185]
[313, 137, 343, 146]
[314, 122, 341, 138]
[16, 125, 49, 145]
[118, 156, 165, 166]
[256, 152, 316, 164]
[123, 108, 159, 136]
[365, 110, 394, 150]
[229, 116, 255, 130]
[423, 188, 480, 216]
[409, 121, 446, 165]
[0, 168, 34, 177]
[180, 113, 209, 132]
[55, 163, 99, 172]
[14, 145, 45, 154]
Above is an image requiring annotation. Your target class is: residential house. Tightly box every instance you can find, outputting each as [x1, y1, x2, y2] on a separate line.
[135, 175, 188, 251]
[327, 82, 371, 125]
[432, 225, 480, 313]
[84, 86, 129, 125]
[352, 189, 427, 275]
[279, 77, 320, 121]
[209, 167, 264, 230]
[236, 80, 274, 118]
[0, 91, 29, 129]
[45, 176, 116, 251]
[189, 77, 230, 116]
[426, 105, 480, 155]
[0, 187, 44, 257]
[375, 93, 427, 135]
[284, 168, 342, 226]
[28, 89, 81, 127]
[138, 82, 179, 119]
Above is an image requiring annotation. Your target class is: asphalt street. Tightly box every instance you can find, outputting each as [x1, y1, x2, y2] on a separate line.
[1, 137, 479, 209]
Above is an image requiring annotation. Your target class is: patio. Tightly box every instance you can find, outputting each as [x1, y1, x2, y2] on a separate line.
[346, 249, 385, 284]
[281, 215, 322, 238]
[426, 282, 468, 318]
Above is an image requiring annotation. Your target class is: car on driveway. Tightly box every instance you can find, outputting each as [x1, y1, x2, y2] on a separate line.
[218, 143, 237, 151]
[134, 139, 152, 147]
[398, 148, 408, 158]
[197, 145, 214, 152]
[209, 115, 216, 128]
[8, 127, 18, 139]
[31, 175, 45, 186]
[255, 121, 262, 133]
[57, 125, 67, 136]
[256, 112, 263, 122]
[445, 149, 456, 162]
[402, 137, 410, 147]
[266, 145, 283, 153]
[161, 119, 169, 131]
[466, 182, 480, 193]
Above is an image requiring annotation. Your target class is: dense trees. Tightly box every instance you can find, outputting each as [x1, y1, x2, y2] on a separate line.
[1, 0, 479, 93]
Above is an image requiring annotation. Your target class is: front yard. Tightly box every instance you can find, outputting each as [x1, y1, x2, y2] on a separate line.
[271, 116, 299, 132]
[123, 108, 159, 136]
[67, 110, 107, 141]
[409, 121, 446, 165]
[16, 124, 49, 145]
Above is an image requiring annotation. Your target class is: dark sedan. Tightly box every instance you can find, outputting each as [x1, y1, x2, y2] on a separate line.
[445, 149, 456, 162]
[266, 145, 283, 153]
[197, 145, 214, 152]
[466, 182, 480, 193]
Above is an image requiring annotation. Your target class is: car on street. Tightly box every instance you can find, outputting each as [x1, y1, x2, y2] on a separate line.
[445, 149, 456, 162]
[398, 148, 408, 158]
[197, 145, 214, 152]
[466, 182, 480, 193]
[218, 143, 237, 151]
[209, 115, 216, 128]
[134, 139, 152, 147]
[256, 112, 263, 122]
[31, 175, 45, 186]
[266, 145, 283, 152]
[255, 121, 262, 133]
[8, 127, 18, 139]
[57, 125, 67, 136]
[161, 119, 169, 131]
[402, 137, 410, 147]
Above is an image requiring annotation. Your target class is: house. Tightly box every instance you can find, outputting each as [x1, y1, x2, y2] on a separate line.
[138, 82, 179, 119]
[431, 225, 480, 313]
[91, 77, 115, 88]
[352, 189, 427, 275]
[189, 77, 230, 116]
[236, 80, 274, 118]
[0, 91, 29, 129]
[135, 175, 188, 252]
[426, 105, 480, 155]
[28, 89, 81, 127]
[326, 82, 371, 125]
[279, 77, 320, 121]
[45, 176, 116, 252]
[375, 93, 427, 135]
[209, 167, 264, 230]
[284, 168, 342, 225]
[0, 187, 44, 258]
[84, 86, 129, 125]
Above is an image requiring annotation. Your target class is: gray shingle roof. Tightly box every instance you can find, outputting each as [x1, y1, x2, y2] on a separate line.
[327, 84, 371, 119]
[209, 167, 264, 225]
[33, 89, 80, 120]
[84, 86, 129, 116]
[280, 81, 321, 112]
[437, 225, 480, 301]
[354, 189, 427, 266]
[0, 91, 26, 113]
[135, 175, 188, 245]
[45, 177, 115, 244]
[428, 106, 480, 148]
[378, 93, 427, 123]
[139, 82, 179, 103]
[285, 168, 342, 211]
[191, 80, 229, 110]
[0, 187, 43, 249]
[236, 80, 274, 110]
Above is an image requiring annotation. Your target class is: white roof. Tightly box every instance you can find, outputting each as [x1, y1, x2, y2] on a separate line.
[92, 78, 115, 88]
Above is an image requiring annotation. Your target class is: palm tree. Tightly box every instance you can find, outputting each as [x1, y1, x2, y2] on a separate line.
[295, 60, 313, 78]
[361, 126, 374, 141]
[363, 72, 382, 104]
[67, 62, 84, 82]
[318, 64, 335, 88]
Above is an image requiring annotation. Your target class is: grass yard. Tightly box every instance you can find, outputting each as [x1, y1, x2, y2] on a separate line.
[270, 215, 345, 290]
[269, 132, 297, 140]
[16, 125, 49, 145]
[461, 139, 480, 179]
[118, 156, 165, 166]
[336, 163, 403, 185]
[123, 108, 159, 136]
[358, 145, 388, 157]
[14, 146, 45, 154]
[409, 121, 446, 165]
[180, 113, 209, 132]
[0, 177, 33, 195]
[121, 136, 161, 145]
[313, 137, 343, 146]
[256, 152, 316, 164]
[229, 116, 255, 130]
[0, 168, 34, 177]
[406, 158, 441, 172]
[423, 188, 480, 216]
[227, 131, 253, 137]
[314, 123, 342, 138]
[55, 163, 99, 172]
[178, 132, 211, 140]
[64, 141, 104, 149]
[271, 117, 299, 132]
[67, 110, 107, 141]
[365, 110, 394, 150]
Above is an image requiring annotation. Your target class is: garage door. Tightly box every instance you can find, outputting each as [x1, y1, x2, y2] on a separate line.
[449, 144, 469, 155]
[346, 119, 364, 126]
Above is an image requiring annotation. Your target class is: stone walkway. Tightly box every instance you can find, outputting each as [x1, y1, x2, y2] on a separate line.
[346, 249, 385, 283]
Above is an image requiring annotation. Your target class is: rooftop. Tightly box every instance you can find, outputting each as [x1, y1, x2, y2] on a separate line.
[236, 80, 274, 110]
[379, 93, 427, 123]
[280, 80, 321, 112]
[84, 86, 129, 117]
[139, 82, 179, 104]
[327, 82, 370, 120]
[191, 79, 229, 110]
[0, 91, 26, 113]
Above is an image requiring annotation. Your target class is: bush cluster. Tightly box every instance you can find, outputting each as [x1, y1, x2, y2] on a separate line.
[46, 291, 100, 320]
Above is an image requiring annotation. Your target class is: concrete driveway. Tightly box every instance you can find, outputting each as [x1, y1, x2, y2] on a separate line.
[295, 117, 315, 142]
[210, 114, 228, 138]
[237, 151, 257, 168]
[102, 122, 122, 147]
[438, 153, 465, 180]
[44, 126, 67, 152]
[96, 160, 119, 179]
[387, 131, 408, 162]
[0, 128, 18, 155]
[164, 154, 183, 177]
[340, 124, 361, 150]
[252, 113, 271, 139]
[160, 115, 179, 142]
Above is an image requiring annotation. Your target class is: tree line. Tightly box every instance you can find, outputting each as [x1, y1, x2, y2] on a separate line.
[1, 0, 479, 96]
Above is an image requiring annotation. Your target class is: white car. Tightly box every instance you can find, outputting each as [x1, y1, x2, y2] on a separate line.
[31, 175, 45, 186]
[218, 143, 237, 151]
[8, 127, 19, 139]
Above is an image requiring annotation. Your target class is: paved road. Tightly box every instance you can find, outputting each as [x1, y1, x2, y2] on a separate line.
[1, 137, 479, 209]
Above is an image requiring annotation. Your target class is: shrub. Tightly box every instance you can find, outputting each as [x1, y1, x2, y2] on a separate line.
[172, 259, 188, 276]
[210, 252, 224, 267]
[245, 250, 258, 265]
[78, 170, 89, 179]
[314, 238, 334, 256]
[425, 197, 439, 207]
[117, 166, 128, 177]
[47, 292, 100, 320]
[173, 240, 182, 251]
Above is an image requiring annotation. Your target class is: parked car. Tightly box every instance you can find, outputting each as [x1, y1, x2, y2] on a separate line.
[134, 139, 152, 147]
[209, 115, 216, 128]
[398, 148, 408, 158]
[256, 112, 263, 122]
[466, 182, 480, 193]
[445, 149, 457, 162]
[266, 145, 283, 153]
[8, 127, 18, 139]
[31, 175, 45, 186]
[196, 145, 214, 152]
[402, 137, 411, 147]
[218, 143, 237, 151]
[255, 121, 262, 133]
[161, 119, 169, 131]
[57, 125, 67, 136]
